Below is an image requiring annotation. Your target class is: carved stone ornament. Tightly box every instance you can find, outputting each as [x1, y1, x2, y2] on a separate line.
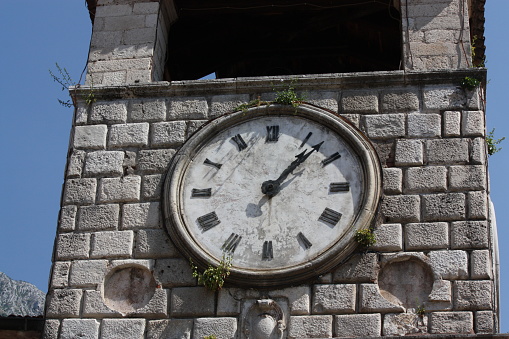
[242, 299, 287, 339]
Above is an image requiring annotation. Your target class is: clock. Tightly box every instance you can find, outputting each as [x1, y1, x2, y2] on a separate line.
[163, 104, 381, 286]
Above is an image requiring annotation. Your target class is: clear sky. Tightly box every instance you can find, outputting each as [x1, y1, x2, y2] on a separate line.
[0, 0, 507, 332]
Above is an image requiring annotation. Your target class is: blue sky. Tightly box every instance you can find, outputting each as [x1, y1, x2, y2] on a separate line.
[0, 0, 507, 331]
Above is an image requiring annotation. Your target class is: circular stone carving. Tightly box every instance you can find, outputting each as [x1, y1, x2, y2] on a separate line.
[103, 266, 156, 313]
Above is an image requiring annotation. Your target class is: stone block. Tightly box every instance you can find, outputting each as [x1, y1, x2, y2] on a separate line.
[138, 149, 175, 174]
[443, 111, 461, 136]
[74, 125, 107, 149]
[383, 313, 428, 336]
[46, 289, 83, 317]
[123, 27, 157, 45]
[430, 311, 474, 334]
[171, 287, 215, 316]
[90, 30, 123, 49]
[471, 250, 492, 279]
[147, 319, 193, 339]
[381, 90, 419, 112]
[142, 174, 163, 200]
[428, 279, 452, 303]
[75, 103, 88, 125]
[151, 121, 187, 147]
[168, 97, 208, 120]
[69, 260, 108, 287]
[60, 319, 100, 339]
[63, 178, 97, 205]
[133, 2, 160, 14]
[91, 230, 134, 258]
[333, 253, 379, 283]
[133, 288, 169, 318]
[129, 99, 167, 122]
[126, 69, 151, 84]
[429, 250, 468, 279]
[210, 94, 251, 117]
[408, 113, 441, 137]
[383, 168, 402, 194]
[100, 319, 145, 339]
[193, 318, 237, 339]
[95, 4, 132, 18]
[359, 284, 404, 313]
[78, 204, 120, 231]
[187, 120, 208, 136]
[423, 87, 466, 111]
[448, 165, 486, 191]
[395, 139, 423, 166]
[422, 193, 465, 221]
[312, 284, 356, 314]
[364, 114, 405, 139]
[67, 150, 85, 178]
[454, 281, 492, 310]
[84, 151, 124, 176]
[405, 166, 447, 193]
[288, 315, 332, 339]
[90, 101, 128, 124]
[341, 91, 378, 113]
[372, 140, 395, 166]
[451, 221, 488, 249]
[59, 205, 77, 232]
[471, 137, 486, 164]
[271, 286, 311, 315]
[382, 195, 420, 223]
[98, 176, 141, 203]
[103, 15, 145, 31]
[122, 202, 160, 229]
[468, 191, 488, 219]
[476, 311, 494, 333]
[405, 223, 449, 250]
[335, 314, 381, 337]
[426, 139, 469, 164]
[135, 229, 178, 258]
[462, 110, 485, 136]
[340, 114, 360, 128]
[154, 258, 196, 287]
[371, 224, 403, 251]
[43, 319, 60, 339]
[56, 233, 90, 260]
[50, 261, 70, 288]
[217, 288, 244, 316]
[108, 123, 149, 147]
[303, 91, 339, 112]
[82, 290, 121, 317]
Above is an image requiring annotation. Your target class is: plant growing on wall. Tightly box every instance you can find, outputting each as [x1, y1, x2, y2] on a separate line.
[49, 62, 95, 108]
[190, 255, 232, 291]
[354, 228, 376, 247]
[486, 128, 505, 156]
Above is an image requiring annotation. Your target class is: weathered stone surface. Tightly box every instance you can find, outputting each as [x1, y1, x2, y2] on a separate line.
[383, 168, 402, 194]
[288, 315, 332, 339]
[210, 94, 251, 117]
[471, 137, 486, 164]
[154, 258, 196, 287]
[67, 150, 86, 178]
[91, 230, 134, 258]
[383, 313, 428, 336]
[84, 151, 124, 176]
[462, 110, 485, 136]
[100, 319, 145, 339]
[471, 249, 492, 279]
[186, 120, 208, 136]
[408, 113, 441, 137]
[59, 205, 77, 232]
[129, 99, 166, 122]
[405, 223, 449, 250]
[422, 193, 465, 221]
[364, 114, 405, 139]
[430, 311, 473, 334]
[443, 111, 461, 136]
[454, 281, 492, 310]
[51, 262, 70, 288]
[448, 165, 486, 191]
[122, 202, 160, 229]
[451, 221, 489, 249]
[476, 311, 494, 333]
[303, 91, 339, 112]
[359, 284, 404, 313]
[382, 195, 420, 222]
[341, 91, 378, 113]
[405, 166, 447, 193]
[98, 176, 141, 203]
[69, 260, 108, 288]
[63, 178, 97, 205]
[82, 290, 121, 317]
[142, 174, 163, 200]
[46, 289, 83, 317]
[135, 229, 178, 258]
[60, 319, 100, 339]
[56, 233, 90, 260]
[171, 287, 215, 316]
[193, 318, 237, 339]
[90, 101, 128, 123]
[423, 87, 466, 111]
[372, 140, 395, 166]
[134, 288, 168, 318]
[217, 288, 243, 316]
[147, 319, 193, 339]
[371, 224, 403, 251]
[138, 149, 175, 174]
[168, 97, 208, 120]
[271, 286, 311, 315]
[108, 123, 149, 147]
[312, 284, 356, 314]
[43, 319, 60, 339]
[335, 314, 381, 337]
[429, 250, 468, 279]
[428, 279, 452, 303]
[381, 90, 419, 112]
[426, 139, 469, 164]
[78, 204, 120, 231]
[74, 125, 107, 149]
[395, 139, 423, 166]
[151, 121, 187, 147]
[333, 253, 378, 283]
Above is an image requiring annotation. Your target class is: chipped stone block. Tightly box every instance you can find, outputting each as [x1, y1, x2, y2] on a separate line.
[451, 221, 488, 249]
[312, 284, 355, 314]
[333, 253, 379, 283]
[98, 176, 141, 203]
[67, 150, 86, 178]
[168, 97, 208, 120]
[74, 125, 107, 149]
[90, 101, 128, 123]
[359, 284, 404, 313]
[46, 289, 83, 318]
[471, 249, 492, 279]
[50, 261, 70, 288]
[395, 139, 423, 166]
[303, 91, 339, 112]
[405, 166, 447, 193]
[426, 139, 469, 164]
[476, 311, 494, 333]
[193, 318, 237, 339]
[133, 288, 169, 318]
[422, 193, 465, 221]
[270, 286, 311, 315]
[83, 290, 121, 317]
[341, 91, 378, 113]
[443, 111, 461, 137]
[372, 140, 395, 166]
[405, 223, 449, 250]
[454, 281, 492, 310]
[84, 151, 124, 176]
[43, 319, 60, 339]
[60, 319, 100, 339]
[448, 165, 486, 191]
[364, 114, 405, 139]
[100, 319, 145, 339]
[147, 319, 193, 339]
[91, 230, 134, 258]
[471, 137, 486, 164]
[288, 315, 332, 339]
[335, 313, 381, 337]
[217, 288, 244, 316]
[382, 195, 420, 223]
[78, 204, 120, 231]
[69, 260, 108, 287]
[462, 110, 485, 137]
[59, 205, 77, 232]
[108, 123, 150, 147]
[63, 178, 97, 205]
[138, 149, 175, 174]
[428, 279, 452, 303]
[383, 168, 402, 194]
[371, 224, 403, 251]
[151, 121, 187, 147]
[187, 120, 208, 137]
[381, 90, 419, 112]
[171, 287, 215, 317]
[423, 87, 466, 111]
[56, 233, 91, 260]
[383, 313, 428, 336]
[142, 174, 163, 200]
[340, 114, 360, 128]
[210, 94, 251, 117]
[430, 311, 473, 334]
[122, 202, 160, 229]
[408, 113, 441, 137]
[429, 250, 468, 279]
[129, 99, 166, 122]
[154, 258, 196, 287]
[135, 229, 178, 258]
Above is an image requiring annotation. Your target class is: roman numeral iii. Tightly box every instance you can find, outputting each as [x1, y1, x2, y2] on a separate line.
[191, 188, 212, 197]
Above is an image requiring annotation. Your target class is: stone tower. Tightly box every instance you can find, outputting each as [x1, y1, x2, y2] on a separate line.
[44, 0, 499, 338]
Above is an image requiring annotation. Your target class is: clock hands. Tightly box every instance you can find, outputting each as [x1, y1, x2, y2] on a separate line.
[261, 141, 324, 197]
